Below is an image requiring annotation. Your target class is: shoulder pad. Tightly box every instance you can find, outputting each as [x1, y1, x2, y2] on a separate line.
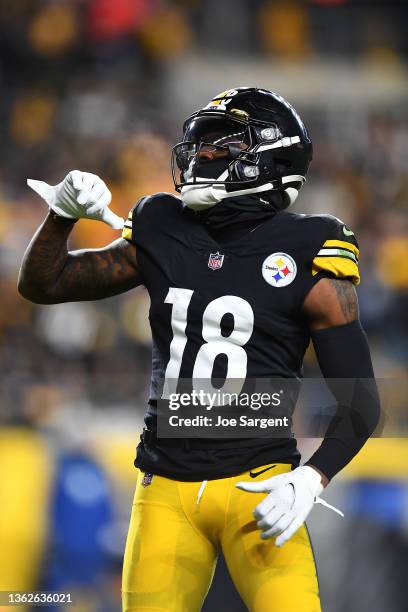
[135, 192, 181, 215]
[122, 193, 181, 243]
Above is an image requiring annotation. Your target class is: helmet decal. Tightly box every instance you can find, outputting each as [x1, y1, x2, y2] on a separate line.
[229, 108, 249, 120]
[203, 97, 234, 112]
[213, 88, 239, 99]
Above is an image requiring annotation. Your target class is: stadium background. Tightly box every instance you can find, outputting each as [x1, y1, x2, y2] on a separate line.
[0, 0, 407, 610]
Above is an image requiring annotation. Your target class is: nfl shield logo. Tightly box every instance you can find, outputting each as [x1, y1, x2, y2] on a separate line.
[142, 472, 153, 487]
[208, 252, 224, 271]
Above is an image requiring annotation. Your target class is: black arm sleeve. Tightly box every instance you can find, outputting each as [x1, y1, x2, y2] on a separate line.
[305, 320, 381, 481]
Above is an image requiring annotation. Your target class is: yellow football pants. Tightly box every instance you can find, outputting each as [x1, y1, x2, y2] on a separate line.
[122, 463, 321, 612]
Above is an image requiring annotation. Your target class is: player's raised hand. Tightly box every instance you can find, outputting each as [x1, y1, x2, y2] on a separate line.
[27, 170, 124, 229]
[236, 466, 343, 547]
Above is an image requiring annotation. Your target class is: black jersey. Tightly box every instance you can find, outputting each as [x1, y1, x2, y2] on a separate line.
[122, 193, 360, 480]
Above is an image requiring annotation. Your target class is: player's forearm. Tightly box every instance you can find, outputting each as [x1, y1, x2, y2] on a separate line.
[306, 320, 381, 481]
[18, 212, 77, 304]
[18, 213, 142, 303]
[303, 279, 380, 481]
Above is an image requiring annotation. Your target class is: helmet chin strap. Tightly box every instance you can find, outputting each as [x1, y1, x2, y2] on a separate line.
[283, 186, 299, 206]
[181, 174, 304, 211]
[181, 181, 275, 211]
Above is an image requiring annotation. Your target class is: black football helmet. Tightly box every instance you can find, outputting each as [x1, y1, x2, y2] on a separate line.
[172, 87, 313, 210]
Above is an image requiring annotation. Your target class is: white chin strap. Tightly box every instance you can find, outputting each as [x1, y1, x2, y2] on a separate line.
[181, 175, 304, 211]
[283, 186, 300, 206]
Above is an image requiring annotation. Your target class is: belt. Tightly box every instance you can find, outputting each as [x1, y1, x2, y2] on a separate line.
[140, 428, 277, 450]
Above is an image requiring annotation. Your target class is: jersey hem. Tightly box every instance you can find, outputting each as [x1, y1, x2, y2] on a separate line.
[134, 456, 300, 482]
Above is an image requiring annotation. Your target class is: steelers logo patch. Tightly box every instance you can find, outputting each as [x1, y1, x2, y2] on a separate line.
[262, 253, 297, 287]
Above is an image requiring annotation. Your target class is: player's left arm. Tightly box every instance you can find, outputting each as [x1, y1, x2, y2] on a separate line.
[303, 277, 358, 488]
[302, 277, 380, 486]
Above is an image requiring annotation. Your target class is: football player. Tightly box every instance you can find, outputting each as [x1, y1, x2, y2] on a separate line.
[19, 87, 380, 612]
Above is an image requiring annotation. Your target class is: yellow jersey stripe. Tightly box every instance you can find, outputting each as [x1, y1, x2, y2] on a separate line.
[322, 239, 359, 257]
[122, 227, 133, 241]
[312, 256, 360, 285]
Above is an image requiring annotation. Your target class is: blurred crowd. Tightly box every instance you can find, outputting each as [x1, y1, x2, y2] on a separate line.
[0, 2, 407, 611]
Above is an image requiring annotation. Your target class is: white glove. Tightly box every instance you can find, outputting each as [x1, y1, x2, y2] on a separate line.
[236, 466, 343, 547]
[27, 170, 124, 230]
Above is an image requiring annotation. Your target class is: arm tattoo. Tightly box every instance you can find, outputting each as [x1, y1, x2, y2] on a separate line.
[56, 241, 142, 301]
[18, 213, 142, 303]
[303, 277, 359, 330]
[328, 279, 359, 322]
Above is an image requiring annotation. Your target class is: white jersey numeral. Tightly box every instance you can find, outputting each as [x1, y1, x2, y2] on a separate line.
[163, 289, 254, 399]
[162, 287, 194, 398]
